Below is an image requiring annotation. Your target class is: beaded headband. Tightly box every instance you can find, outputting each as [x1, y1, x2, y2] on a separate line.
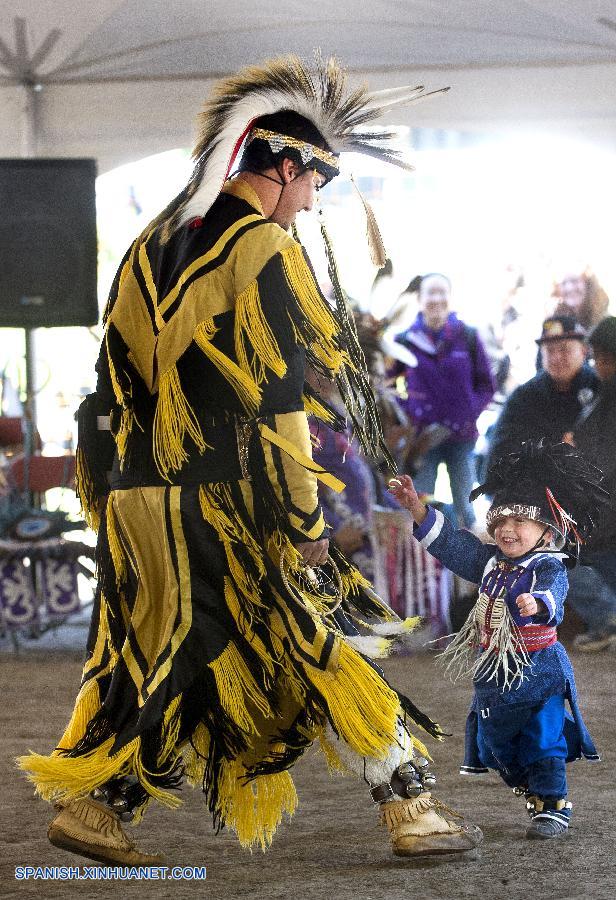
[246, 127, 340, 171]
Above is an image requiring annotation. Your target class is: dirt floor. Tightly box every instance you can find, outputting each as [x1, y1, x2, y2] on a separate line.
[2, 634, 616, 900]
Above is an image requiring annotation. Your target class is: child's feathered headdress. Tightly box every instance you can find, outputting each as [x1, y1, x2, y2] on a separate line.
[471, 440, 610, 552]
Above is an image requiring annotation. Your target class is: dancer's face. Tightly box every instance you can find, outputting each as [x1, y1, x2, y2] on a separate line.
[492, 515, 549, 558]
[269, 164, 324, 230]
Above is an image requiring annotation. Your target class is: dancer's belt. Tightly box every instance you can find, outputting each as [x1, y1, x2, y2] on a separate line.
[480, 625, 557, 653]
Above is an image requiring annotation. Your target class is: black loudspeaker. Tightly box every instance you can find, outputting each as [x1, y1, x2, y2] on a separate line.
[0, 158, 98, 328]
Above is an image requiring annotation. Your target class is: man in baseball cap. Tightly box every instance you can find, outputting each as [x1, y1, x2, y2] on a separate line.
[487, 315, 599, 468]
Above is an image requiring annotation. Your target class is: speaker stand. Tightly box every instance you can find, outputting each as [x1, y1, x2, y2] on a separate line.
[22, 327, 37, 508]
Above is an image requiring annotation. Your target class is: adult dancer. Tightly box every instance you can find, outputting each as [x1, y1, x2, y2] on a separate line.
[19, 55, 480, 863]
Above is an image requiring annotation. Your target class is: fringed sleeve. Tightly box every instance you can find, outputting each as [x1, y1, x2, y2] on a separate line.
[232, 240, 348, 544]
[257, 411, 329, 543]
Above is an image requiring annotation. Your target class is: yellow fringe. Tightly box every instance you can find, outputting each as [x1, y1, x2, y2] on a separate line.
[115, 407, 134, 469]
[208, 642, 273, 734]
[106, 333, 125, 408]
[410, 732, 431, 761]
[199, 484, 266, 619]
[194, 318, 262, 414]
[153, 365, 208, 479]
[316, 726, 347, 774]
[280, 242, 345, 373]
[18, 736, 140, 805]
[74, 446, 100, 532]
[302, 392, 337, 426]
[234, 280, 287, 385]
[17, 693, 186, 810]
[184, 723, 211, 788]
[340, 567, 372, 597]
[217, 757, 298, 851]
[105, 496, 127, 587]
[106, 335, 134, 468]
[57, 680, 101, 750]
[156, 694, 183, 768]
[306, 640, 400, 761]
[223, 579, 275, 678]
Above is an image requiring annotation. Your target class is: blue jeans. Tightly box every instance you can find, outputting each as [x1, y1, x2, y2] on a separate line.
[412, 439, 476, 528]
[476, 695, 568, 798]
[567, 551, 616, 632]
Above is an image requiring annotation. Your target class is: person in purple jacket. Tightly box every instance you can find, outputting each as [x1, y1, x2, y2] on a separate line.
[390, 273, 495, 528]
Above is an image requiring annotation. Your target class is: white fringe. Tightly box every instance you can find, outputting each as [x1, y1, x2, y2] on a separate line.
[437, 593, 531, 691]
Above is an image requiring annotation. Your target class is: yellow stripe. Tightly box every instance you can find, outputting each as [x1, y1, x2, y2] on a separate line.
[141, 487, 193, 702]
[139, 241, 165, 331]
[258, 423, 345, 493]
[157, 214, 263, 316]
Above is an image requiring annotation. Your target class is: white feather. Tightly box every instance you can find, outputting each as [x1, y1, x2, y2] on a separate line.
[344, 634, 392, 659]
[369, 617, 421, 635]
[180, 89, 344, 225]
[178, 66, 448, 226]
[363, 85, 450, 113]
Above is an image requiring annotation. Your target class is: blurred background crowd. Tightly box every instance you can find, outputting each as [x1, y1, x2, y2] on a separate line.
[2, 137, 616, 650]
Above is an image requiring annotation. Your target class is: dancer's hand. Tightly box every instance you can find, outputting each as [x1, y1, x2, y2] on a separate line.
[334, 522, 365, 555]
[295, 538, 329, 566]
[516, 593, 539, 617]
[388, 474, 427, 524]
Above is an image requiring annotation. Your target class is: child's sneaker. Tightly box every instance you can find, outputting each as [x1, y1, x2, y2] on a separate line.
[525, 796, 571, 839]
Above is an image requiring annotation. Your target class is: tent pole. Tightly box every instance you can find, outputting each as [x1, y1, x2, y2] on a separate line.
[21, 80, 40, 498]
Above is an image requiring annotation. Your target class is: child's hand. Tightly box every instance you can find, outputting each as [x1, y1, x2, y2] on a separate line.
[516, 593, 539, 617]
[388, 474, 419, 510]
[388, 475, 428, 525]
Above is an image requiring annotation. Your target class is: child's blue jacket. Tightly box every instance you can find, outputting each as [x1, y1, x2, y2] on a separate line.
[414, 506, 598, 765]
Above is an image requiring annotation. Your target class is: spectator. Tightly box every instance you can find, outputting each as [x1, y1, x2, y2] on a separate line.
[551, 268, 609, 331]
[487, 315, 600, 470]
[388, 273, 495, 528]
[565, 316, 616, 650]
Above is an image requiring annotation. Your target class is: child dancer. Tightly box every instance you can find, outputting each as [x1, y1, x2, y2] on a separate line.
[390, 440, 607, 839]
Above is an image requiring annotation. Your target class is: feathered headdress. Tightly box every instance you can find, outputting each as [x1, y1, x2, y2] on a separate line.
[470, 440, 610, 553]
[153, 53, 447, 241]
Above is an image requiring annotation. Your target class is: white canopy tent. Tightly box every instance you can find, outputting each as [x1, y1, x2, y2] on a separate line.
[2, 1, 616, 171]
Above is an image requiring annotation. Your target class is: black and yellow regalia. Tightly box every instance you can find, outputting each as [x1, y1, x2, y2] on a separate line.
[16, 53, 464, 854]
[19, 176, 442, 849]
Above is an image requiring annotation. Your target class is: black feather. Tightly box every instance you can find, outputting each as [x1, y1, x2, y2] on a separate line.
[472, 439, 610, 542]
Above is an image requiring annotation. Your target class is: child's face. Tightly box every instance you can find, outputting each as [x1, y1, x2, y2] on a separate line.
[492, 515, 548, 558]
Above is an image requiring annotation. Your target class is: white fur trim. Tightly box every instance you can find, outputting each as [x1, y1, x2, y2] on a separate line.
[325, 719, 413, 786]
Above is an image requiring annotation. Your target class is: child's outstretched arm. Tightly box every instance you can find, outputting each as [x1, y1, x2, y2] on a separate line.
[389, 476, 495, 583]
